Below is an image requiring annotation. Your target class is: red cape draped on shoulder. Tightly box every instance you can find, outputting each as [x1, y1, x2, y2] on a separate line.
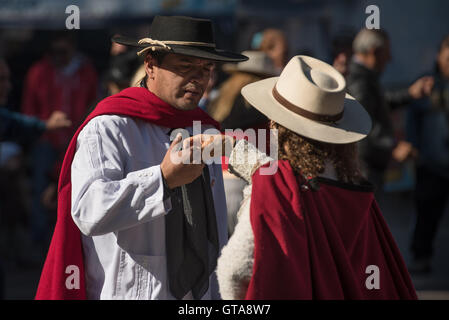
[245, 160, 417, 300]
[35, 87, 219, 300]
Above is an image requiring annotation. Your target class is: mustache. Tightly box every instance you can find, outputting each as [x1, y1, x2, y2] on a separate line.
[183, 84, 203, 93]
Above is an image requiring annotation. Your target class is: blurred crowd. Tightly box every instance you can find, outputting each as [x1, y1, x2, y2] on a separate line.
[0, 26, 448, 299]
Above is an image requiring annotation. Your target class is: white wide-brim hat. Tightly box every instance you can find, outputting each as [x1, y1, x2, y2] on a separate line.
[222, 50, 279, 77]
[241, 55, 372, 144]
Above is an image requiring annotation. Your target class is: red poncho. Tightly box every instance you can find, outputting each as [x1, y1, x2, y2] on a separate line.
[245, 160, 417, 300]
[35, 87, 219, 300]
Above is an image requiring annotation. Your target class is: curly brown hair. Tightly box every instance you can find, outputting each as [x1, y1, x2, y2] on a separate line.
[271, 121, 364, 184]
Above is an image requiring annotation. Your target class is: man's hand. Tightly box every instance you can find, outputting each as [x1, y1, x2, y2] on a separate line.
[392, 141, 418, 163]
[160, 134, 206, 189]
[408, 76, 434, 100]
[41, 182, 58, 211]
[45, 111, 72, 131]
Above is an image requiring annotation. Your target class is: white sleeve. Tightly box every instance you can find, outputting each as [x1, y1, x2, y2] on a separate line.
[228, 139, 273, 184]
[216, 188, 254, 300]
[71, 117, 172, 237]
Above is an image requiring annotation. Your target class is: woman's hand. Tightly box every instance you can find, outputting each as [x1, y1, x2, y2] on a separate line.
[184, 134, 236, 159]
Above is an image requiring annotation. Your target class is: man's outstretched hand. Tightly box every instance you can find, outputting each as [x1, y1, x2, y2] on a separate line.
[45, 111, 72, 131]
[160, 133, 206, 189]
[408, 76, 434, 100]
[160, 133, 236, 189]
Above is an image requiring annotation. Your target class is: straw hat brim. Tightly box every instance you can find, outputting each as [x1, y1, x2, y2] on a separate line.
[241, 77, 372, 144]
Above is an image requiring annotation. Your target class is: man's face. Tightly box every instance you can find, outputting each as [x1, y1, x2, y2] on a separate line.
[374, 41, 392, 73]
[0, 61, 11, 106]
[438, 46, 449, 79]
[147, 53, 215, 110]
[267, 39, 288, 68]
[51, 39, 74, 68]
[333, 49, 352, 77]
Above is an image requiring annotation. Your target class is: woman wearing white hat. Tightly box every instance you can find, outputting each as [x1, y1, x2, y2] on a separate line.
[202, 55, 417, 299]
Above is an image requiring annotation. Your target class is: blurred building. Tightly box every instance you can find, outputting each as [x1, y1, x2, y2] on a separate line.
[1, 0, 448, 88]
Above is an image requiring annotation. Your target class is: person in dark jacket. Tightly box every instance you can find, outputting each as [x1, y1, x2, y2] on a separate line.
[346, 28, 433, 190]
[406, 34, 449, 273]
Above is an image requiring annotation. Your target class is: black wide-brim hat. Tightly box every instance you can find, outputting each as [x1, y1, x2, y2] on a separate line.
[112, 16, 248, 63]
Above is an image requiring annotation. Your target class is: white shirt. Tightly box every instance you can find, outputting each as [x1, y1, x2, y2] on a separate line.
[71, 114, 228, 300]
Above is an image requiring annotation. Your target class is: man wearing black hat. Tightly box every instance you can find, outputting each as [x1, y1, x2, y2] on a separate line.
[36, 16, 247, 300]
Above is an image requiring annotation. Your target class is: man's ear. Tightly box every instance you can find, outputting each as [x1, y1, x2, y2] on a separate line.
[144, 54, 156, 80]
[371, 47, 382, 59]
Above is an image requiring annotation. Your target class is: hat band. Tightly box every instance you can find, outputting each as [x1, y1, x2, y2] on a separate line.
[137, 37, 216, 56]
[272, 86, 344, 123]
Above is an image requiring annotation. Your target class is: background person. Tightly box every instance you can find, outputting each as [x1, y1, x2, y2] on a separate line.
[331, 31, 355, 77]
[347, 28, 433, 190]
[103, 35, 141, 96]
[406, 34, 449, 273]
[259, 28, 289, 74]
[0, 57, 71, 298]
[21, 31, 98, 248]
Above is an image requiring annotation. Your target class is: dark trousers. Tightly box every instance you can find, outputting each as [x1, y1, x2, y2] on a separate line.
[411, 166, 449, 259]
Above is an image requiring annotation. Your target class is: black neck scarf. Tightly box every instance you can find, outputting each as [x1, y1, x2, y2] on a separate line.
[164, 130, 219, 300]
